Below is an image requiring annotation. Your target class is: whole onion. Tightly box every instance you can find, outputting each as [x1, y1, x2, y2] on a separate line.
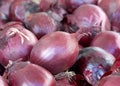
[64, 4, 111, 47]
[30, 31, 82, 74]
[0, 21, 38, 66]
[25, 12, 58, 39]
[6, 61, 56, 86]
[91, 31, 120, 58]
[70, 47, 115, 85]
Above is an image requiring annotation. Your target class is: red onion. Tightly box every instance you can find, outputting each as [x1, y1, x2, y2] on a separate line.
[0, 21, 38, 66]
[30, 31, 82, 74]
[98, 0, 120, 32]
[70, 47, 115, 85]
[6, 61, 56, 86]
[64, 4, 111, 47]
[25, 12, 58, 39]
[9, 0, 40, 22]
[91, 31, 120, 58]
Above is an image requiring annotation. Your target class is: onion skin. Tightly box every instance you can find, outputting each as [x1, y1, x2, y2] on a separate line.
[0, 76, 8, 86]
[66, 4, 111, 33]
[0, 22, 38, 66]
[30, 31, 80, 74]
[65, 4, 110, 47]
[98, 0, 120, 32]
[91, 31, 120, 58]
[7, 62, 56, 86]
[25, 12, 58, 39]
[70, 47, 115, 85]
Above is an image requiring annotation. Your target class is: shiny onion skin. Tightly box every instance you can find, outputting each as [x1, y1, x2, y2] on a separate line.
[0, 22, 38, 66]
[7, 62, 56, 86]
[70, 47, 115, 85]
[0, 76, 8, 86]
[9, 0, 40, 22]
[91, 31, 120, 58]
[30, 31, 80, 74]
[25, 12, 58, 39]
[98, 0, 120, 32]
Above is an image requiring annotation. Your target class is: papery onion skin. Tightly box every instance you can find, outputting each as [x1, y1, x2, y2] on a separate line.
[0, 76, 8, 86]
[8, 62, 56, 86]
[70, 47, 115, 85]
[30, 31, 80, 74]
[0, 22, 38, 66]
[91, 31, 120, 58]
[25, 12, 58, 39]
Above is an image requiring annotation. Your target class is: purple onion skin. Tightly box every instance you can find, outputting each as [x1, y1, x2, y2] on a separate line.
[91, 31, 120, 58]
[70, 47, 115, 85]
[0, 22, 38, 66]
[7, 62, 56, 86]
[30, 31, 80, 74]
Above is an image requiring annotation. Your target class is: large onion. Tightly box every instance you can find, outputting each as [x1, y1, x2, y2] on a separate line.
[30, 31, 81, 74]
[6, 61, 56, 86]
[0, 21, 38, 66]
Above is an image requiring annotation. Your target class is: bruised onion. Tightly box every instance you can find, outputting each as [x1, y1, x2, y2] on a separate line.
[91, 31, 120, 58]
[70, 47, 115, 85]
[25, 12, 58, 39]
[0, 21, 38, 66]
[6, 61, 56, 86]
[30, 31, 82, 74]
